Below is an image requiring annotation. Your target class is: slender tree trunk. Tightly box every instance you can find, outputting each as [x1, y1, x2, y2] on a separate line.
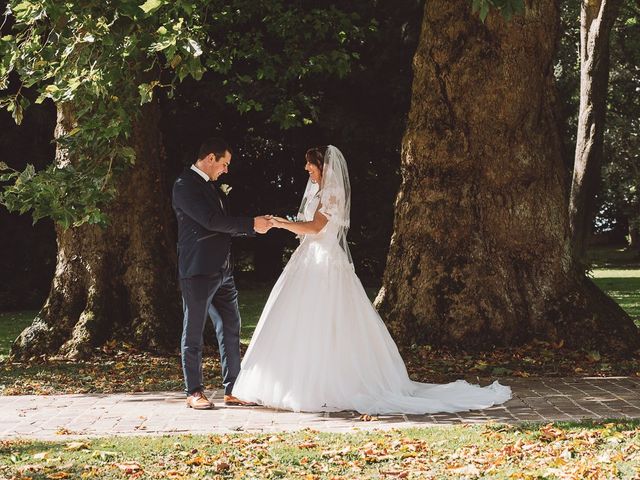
[11, 101, 180, 360]
[375, 0, 640, 353]
[630, 221, 640, 251]
[569, 0, 622, 262]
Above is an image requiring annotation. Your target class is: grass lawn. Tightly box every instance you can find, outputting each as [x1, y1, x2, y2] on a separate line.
[1, 248, 639, 395]
[1, 251, 639, 478]
[0, 310, 36, 360]
[1, 421, 639, 479]
[238, 288, 270, 344]
[591, 272, 640, 322]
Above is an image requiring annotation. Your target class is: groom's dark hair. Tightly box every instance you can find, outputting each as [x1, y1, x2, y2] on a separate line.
[198, 137, 233, 161]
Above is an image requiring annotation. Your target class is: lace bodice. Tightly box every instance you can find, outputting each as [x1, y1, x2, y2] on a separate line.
[303, 191, 322, 221]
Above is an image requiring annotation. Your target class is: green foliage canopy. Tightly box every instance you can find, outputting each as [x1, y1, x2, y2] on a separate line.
[556, 0, 639, 238]
[600, 2, 640, 237]
[0, 0, 369, 228]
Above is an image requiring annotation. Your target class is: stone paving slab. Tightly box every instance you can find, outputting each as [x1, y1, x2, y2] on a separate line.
[1, 377, 639, 440]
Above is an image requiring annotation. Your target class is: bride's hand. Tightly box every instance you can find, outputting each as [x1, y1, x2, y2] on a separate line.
[266, 215, 289, 226]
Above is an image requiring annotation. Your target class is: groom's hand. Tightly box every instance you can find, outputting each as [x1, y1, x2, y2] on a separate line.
[254, 216, 272, 234]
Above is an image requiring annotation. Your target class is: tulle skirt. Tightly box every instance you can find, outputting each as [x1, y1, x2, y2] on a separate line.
[232, 237, 511, 414]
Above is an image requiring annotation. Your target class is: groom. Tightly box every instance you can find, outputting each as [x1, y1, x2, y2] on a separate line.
[172, 137, 271, 410]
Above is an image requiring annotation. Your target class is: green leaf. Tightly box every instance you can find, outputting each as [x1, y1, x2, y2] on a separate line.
[0, 172, 19, 181]
[12, 2, 33, 16]
[11, 96, 30, 125]
[140, 0, 164, 14]
[185, 38, 202, 57]
[120, 146, 136, 165]
[491, 367, 512, 375]
[587, 350, 601, 362]
[479, 3, 490, 22]
[138, 83, 154, 104]
[169, 54, 182, 68]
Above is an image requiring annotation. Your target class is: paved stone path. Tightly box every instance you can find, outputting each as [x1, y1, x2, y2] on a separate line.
[1, 377, 639, 440]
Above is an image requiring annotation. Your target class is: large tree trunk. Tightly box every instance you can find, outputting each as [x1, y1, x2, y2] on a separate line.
[11, 101, 180, 360]
[569, 0, 622, 262]
[375, 0, 640, 353]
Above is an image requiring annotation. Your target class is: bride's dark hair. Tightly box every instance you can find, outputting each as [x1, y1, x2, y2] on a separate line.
[305, 146, 328, 172]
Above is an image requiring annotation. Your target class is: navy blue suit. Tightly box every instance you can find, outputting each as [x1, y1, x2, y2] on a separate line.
[172, 167, 254, 395]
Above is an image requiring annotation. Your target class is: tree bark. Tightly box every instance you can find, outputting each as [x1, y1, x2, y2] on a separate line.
[375, 0, 640, 353]
[11, 101, 180, 360]
[569, 0, 622, 262]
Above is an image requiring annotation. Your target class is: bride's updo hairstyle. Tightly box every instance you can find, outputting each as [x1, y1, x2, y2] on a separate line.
[305, 146, 328, 172]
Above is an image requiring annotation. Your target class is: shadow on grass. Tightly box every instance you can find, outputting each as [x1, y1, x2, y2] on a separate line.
[588, 246, 640, 268]
[592, 277, 640, 322]
[0, 310, 36, 358]
[528, 418, 640, 430]
[0, 354, 198, 395]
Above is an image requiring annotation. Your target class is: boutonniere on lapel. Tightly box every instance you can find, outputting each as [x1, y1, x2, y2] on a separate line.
[220, 184, 232, 196]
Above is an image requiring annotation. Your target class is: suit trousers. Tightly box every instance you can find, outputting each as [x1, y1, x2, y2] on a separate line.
[179, 266, 242, 396]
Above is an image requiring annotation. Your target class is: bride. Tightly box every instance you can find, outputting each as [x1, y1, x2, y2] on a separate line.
[232, 145, 511, 414]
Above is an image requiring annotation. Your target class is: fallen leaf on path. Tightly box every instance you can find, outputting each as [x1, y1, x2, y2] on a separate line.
[359, 414, 379, 422]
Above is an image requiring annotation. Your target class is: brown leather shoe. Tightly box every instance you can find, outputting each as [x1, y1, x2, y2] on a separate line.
[186, 391, 214, 410]
[224, 394, 258, 406]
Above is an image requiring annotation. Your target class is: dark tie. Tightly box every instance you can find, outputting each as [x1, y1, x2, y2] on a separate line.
[208, 182, 231, 271]
[209, 182, 225, 212]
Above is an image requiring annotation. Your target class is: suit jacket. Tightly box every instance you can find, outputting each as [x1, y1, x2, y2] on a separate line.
[172, 168, 254, 278]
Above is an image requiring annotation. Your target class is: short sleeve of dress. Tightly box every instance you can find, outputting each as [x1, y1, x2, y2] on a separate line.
[318, 186, 345, 224]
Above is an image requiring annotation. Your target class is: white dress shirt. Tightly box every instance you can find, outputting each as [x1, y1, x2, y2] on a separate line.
[190, 164, 210, 181]
[191, 164, 225, 211]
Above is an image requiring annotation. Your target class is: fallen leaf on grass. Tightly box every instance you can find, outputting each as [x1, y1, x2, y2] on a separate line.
[65, 441, 89, 451]
[587, 350, 601, 362]
[446, 464, 481, 476]
[46, 472, 71, 479]
[213, 460, 230, 472]
[115, 461, 142, 474]
[380, 470, 409, 478]
[17, 464, 43, 474]
[298, 442, 318, 449]
[92, 450, 117, 460]
[164, 470, 185, 478]
[539, 424, 565, 441]
[185, 455, 207, 466]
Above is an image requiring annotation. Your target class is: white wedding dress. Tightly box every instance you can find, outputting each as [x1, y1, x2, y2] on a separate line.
[232, 146, 511, 414]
